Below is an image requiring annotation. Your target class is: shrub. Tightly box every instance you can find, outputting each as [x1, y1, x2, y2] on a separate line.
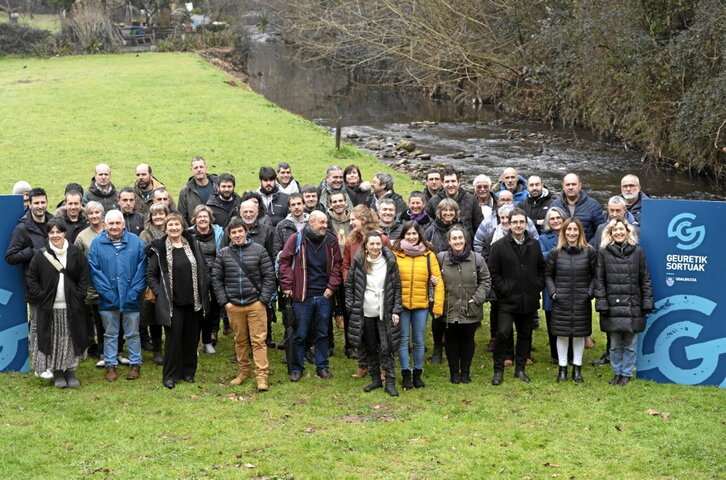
[0, 22, 52, 55]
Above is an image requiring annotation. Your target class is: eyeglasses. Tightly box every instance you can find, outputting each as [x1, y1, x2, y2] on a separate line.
[621, 184, 639, 190]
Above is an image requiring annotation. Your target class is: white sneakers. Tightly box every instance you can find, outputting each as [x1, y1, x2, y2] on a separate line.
[34, 369, 53, 379]
[94, 355, 130, 368]
[202, 343, 216, 354]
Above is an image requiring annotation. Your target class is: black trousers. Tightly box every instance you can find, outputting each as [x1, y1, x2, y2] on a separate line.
[200, 290, 220, 345]
[363, 316, 395, 378]
[494, 310, 534, 371]
[444, 322, 480, 376]
[163, 304, 201, 382]
[431, 316, 446, 348]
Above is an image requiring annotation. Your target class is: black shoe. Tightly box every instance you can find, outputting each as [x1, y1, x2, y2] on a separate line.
[229, 354, 237, 363]
[384, 377, 399, 396]
[591, 353, 610, 366]
[141, 339, 154, 352]
[450, 372, 461, 384]
[163, 378, 175, 389]
[363, 377, 382, 392]
[491, 371, 504, 386]
[183, 376, 195, 383]
[429, 345, 443, 364]
[572, 365, 583, 383]
[401, 370, 413, 390]
[152, 351, 163, 366]
[557, 366, 568, 383]
[64, 369, 81, 389]
[461, 372, 472, 384]
[289, 371, 302, 382]
[617, 375, 631, 387]
[316, 369, 333, 379]
[609, 375, 622, 385]
[266, 340, 276, 349]
[514, 369, 531, 383]
[412, 368, 425, 388]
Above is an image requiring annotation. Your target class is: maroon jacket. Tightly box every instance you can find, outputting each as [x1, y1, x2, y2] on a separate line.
[279, 230, 343, 302]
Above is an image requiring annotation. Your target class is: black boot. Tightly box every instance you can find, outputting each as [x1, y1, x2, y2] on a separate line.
[53, 370, 67, 388]
[572, 365, 583, 383]
[152, 335, 163, 365]
[591, 353, 610, 366]
[412, 368, 425, 388]
[556, 366, 567, 383]
[401, 370, 413, 390]
[384, 377, 399, 396]
[363, 375, 383, 392]
[429, 345, 444, 364]
[64, 369, 81, 389]
[491, 370, 504, 386]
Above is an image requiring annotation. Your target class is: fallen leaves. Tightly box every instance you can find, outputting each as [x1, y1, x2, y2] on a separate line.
[646, 409, 671, 420]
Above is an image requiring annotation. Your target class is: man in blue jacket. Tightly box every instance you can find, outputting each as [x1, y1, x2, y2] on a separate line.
[88, 210, 147, 382]
[550, 173, 606, 242]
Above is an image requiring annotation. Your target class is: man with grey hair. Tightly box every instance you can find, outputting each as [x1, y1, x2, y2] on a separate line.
[377, 197, 403, 240]
[369, 172, 406, 214]
[318, 165, 353, 211]
[12, 180, 32, 212]
[84, 163, 119, 212]
[620, 174, 648, 224]
[88, 209, 147, 382]
[279, 209, 343, 382]
[473, 174, 494, 218]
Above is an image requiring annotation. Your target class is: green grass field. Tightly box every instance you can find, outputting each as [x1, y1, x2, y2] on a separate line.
[0, 53, 724, 479]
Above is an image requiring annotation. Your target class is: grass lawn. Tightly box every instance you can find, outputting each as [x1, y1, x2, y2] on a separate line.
[0, 53, 724, 479]
[0, 13, 61, 33]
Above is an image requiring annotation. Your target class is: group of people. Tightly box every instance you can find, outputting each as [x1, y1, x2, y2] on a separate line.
[6, 158, 653, 393]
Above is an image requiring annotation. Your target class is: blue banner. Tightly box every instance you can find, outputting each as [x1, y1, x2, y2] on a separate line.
[638, 198, 726, 387]
[0, 195, 29, 372]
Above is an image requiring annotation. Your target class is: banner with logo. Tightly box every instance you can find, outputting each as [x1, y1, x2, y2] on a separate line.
[0, 195, 29, 372]
[638, 198, 726, 388]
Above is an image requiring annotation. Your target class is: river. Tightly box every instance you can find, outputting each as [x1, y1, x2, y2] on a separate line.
[241, 26, 726, 204]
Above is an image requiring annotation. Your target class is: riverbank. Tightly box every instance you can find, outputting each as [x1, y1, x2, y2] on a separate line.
[0, 52, 418, 201]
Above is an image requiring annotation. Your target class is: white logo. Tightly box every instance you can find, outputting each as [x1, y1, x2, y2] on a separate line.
[667, 213, 705, 251]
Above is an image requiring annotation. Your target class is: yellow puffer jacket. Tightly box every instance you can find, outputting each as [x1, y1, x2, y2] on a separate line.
[394, 249, 445, 316]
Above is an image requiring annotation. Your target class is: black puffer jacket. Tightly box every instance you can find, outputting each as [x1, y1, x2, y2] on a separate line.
[345, 247, 403, 353]
[424, 218, 456, 254]
[146, 232, 210, 327]
[425, 189, 483, 241]
[488, 232, 545, 314]
[212, 239, 275, 307]
[545, 244, 597, 337]
[595, 242, 654, 333]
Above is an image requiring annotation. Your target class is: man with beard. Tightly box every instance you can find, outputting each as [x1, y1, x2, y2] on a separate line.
[132, 164, 165, 215]
[318, 165, 353, 211]
[258, 166, 289, 227]
[207, 173, 242, 229]
[55, 190, 88, 243]
[326, 191, 352, 249]
[275, 193, 309, 258]
[425, 167, 483, 241]
[84, 164, 118, 212]
[517, 175, 554, 234]
[178, 156, 218, 225]
[398, 191, 431, 229]
[550, 173, 605, 242]
[6, 187, 53, 378]
[620, 174, 648, 224]
[117, 187, 144, 236]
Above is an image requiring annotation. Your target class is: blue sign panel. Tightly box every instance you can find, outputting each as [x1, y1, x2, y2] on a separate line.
[0, 195, 29, 372]
[638, 199, 726, 387]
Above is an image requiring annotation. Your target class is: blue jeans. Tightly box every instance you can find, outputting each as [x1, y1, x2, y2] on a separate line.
[398, 308, 428, 371]
[291, 296, 331, 373]
[610, 332, 637, 377]
[100, 310, 142, 366]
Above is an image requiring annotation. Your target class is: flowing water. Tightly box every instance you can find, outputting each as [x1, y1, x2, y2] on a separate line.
[242, 27, 726, 204]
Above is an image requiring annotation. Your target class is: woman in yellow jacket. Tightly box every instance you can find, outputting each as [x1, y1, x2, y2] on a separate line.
[392, 221, 445, 389]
